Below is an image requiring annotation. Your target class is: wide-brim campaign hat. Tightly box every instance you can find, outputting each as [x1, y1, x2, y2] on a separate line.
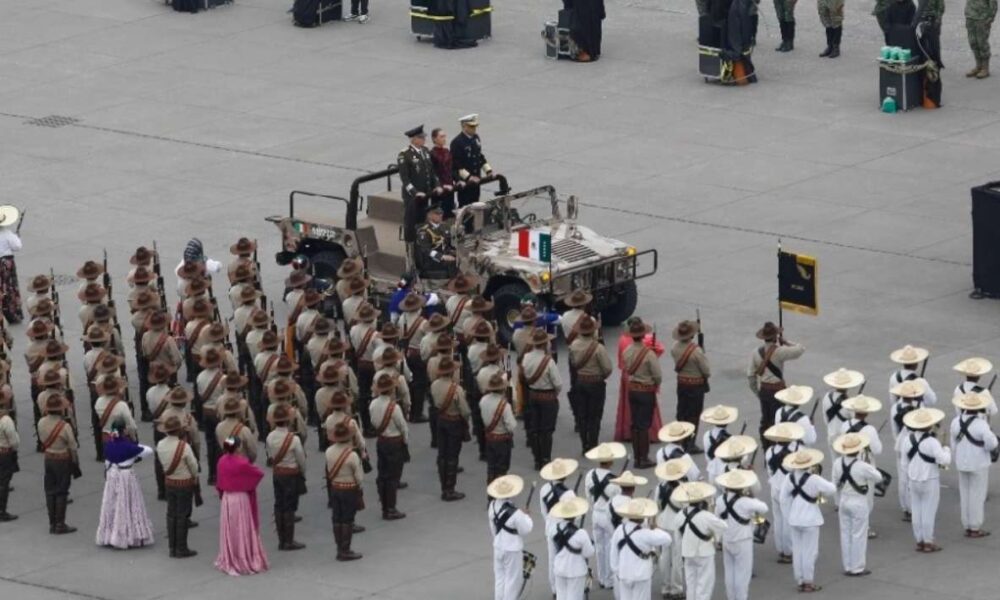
[93, 305, 113, 323]
[133, 290, 160, 312]
[28, 275, 51, 293]
[842, 395, 882, 414]
[76, 260, 104, 281]
[376, 347, 402, 368]
[285, 270, 312, 289]
[447, 273, 479, 293]
[670, 482, 716, 505]
[655, 457, 693, 482]
[97, 376, 125, 396]
[610, 470, 648, 488]
[564, 290, 592, 308]
[399, 292, 425, 313]
[96, 354, 124, 374]
[484, 373, 507, 393]
[130, 246, 155, 266]
[77, 283, 106, 303]
[551, 497, 589, 520]
[378, 323, 400, 341]
[480, 344, 503, 364]
[271, 403, 292, 425]
[577, 316, 598, 337]
[890, 344, 929, 365]
[230, 237, 256, 256]
[326, 389, 349, 410]
[0, 205, 21, 226]
[316, 363, 341, 385]
[329, 422, 353, 443]
[469, 296, 494, 314]
[40, 369, 64, 387]
[701, 404, 738, 425]
[221, 397, 244, 417]
[26, 318, 54, 339]
[672, 320, 699, 342]
[249, 309, 270, 328]
[177, 260, 204, 280]
[616, 497, 659, 520]
[903, 407, 945, 430]
[374, 374, 398, 395]
[223, 372, 248, 390]
[238, 285, 261, 305]
[345, 276, 369, 296]
[147, 310, 169, 331]
[435, 357, 459, 377]
[775, 385, 813, 406]
[954, 358, 993, 377]
[487, 474, 524, 499]
[83, 326, 111, 344]
[627, 318, 651, 338]
[184, 277, 209, 297]
[29, 298, 54, 317]
[716, 469, 759, 490]
[832, 433, 870, 456]
[715, 435, 758, 461]
[470, 320, 493, 339]
[198, 348, 223, 369]
[188, 299, 213, 319]
[756, 321, 782, 340]
[303, 289, 323, 307]
[530, 327, 554, 346]
[232, 264, 255, 283]
[166, 386, 192, 406]
[275, 355, 297, 375]
[823, 368, 865, 390]
[205, 323, 228, 344]
[148, 361, 174, 384]
[269, 379, 293, 401]
[658, 421, 696, 443]
[427, 313, 449, 332]
[313, 318, 332, 337]
[540, 458, 579, 481]
[337, 257, 364, 280]
[891, 380, 925, 399]
[325, 337, 350, 356]
[435, 334, 456, 353]
[517, 306, 538, 323]
[259, 330, 279, 350]
[132, 267, 154, 285]
[355, 303, 377, 323]
[161, 415, 184, 435]
[44, 394, 67, 414]
[782, 448, 825, 471]
[44, 340, 69, 359]
[585, 442, 627, 462]
[954, 392, 992, 412]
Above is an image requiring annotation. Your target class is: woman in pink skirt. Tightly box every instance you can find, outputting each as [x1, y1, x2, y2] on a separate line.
[613, 318, 665, 442]
[96, 420, 155, 549]
[215, 437, 269, 576]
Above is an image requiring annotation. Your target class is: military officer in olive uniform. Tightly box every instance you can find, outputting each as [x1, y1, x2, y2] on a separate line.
[398, 125, 442, 244]
[415, 205, 457, 280]
[450, 114, 497, 208]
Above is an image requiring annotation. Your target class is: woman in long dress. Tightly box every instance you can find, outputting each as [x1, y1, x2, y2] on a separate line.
[96, 420, 155, 549]
[215, 437, 269, 576]
[0, 206, 23, 324]
[613, 319, 665, 442]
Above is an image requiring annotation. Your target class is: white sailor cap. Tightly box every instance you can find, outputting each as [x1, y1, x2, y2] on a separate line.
[459, 113, 479, 126]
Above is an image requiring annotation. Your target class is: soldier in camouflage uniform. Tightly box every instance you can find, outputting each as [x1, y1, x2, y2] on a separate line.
[774, 0, 799, 51]
[818, 0, 845, 57]
[965, 0, 996, 77]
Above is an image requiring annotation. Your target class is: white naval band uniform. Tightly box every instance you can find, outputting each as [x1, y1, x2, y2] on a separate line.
[832, 457, 883, 574]
[774, 406, 818, 446]
[654, 481, 687, 598]
[779, 471, 836, 585]
[670, 506, 727, 600]
[541, 481, 576, 594]
[585, 468, 621, 589]
[552, 521, 595, 600]
[891, 399, 923, 513]
[949, 413, 998, 532]
[703, 426, 731, 486]
[610, 521, 673, 600]
[822, 390, 852, 448]
[488, 499, 533, 600]
[765, 441, 800, 557]
[899, 431, 951, 543]
[715, 492, 768, 600]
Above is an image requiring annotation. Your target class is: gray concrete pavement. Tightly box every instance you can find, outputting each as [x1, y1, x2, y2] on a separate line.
[0, 0, 999, 598]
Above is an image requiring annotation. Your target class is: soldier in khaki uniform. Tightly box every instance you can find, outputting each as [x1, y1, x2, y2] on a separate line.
[216, 396, 257, 464]
[350, 302, 380, 437]
[294, 289, 324, 426]
[432, 358, 472, 501]
[77, 282, 107, 333]
[521, 328, 562, 470]
[141, 311, 183, 421]
[671, 320, 710, 455]
[217, 373, 259, 437]
[476, 344, 506, 394]
[126, 246, 158, 289]
[267, 356, 309, 419]
[374, 347, 412, 418]
[335, 258, 365, 303]
[196, 348, 227, 485]
[267, 379, 308, 442]
[622, 318, 661, 469]
[126, 266, 157, 310]
[399, 293, 430, 424]
[94, 376, 137, 443]
[0, 388, 20, 522]
[228, 237, 257, 283]
[156, 415, 200, 558]
[306, 318, 334, 372]
[569, 316, 613, 453]
[746, 321, 805, 446]
[322, 389, 367, 456]
[561, 290, 593, 436]
[511, 306, 538, 420]
[370, 374, 408, 520]
[147, 363, 176, 500]
[326, 422, 365, 561]
[155, 387, 201, 501]
[38, 395, 79, 534]
[480, 373, 517, 484]
[445, 273, 478, 343]
[183, 298, 214, 385]
[25, 274, 52, 317]
[266, 404, 307, 551]
[341, 277, 369, 328]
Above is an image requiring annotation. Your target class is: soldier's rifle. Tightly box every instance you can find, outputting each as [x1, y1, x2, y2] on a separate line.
[572, 472, 584, 495]
[152, 241, 169, 312]
[858, 381, 867, 395]
[205, 280, 234, 353]
[619, 456, 631, 475]
[269, 301, 278, 334]
[988, 374, 998, 392]
[15, 209, 25, 235]
[524, 481, 537, 510]
[696, 308, 704, 351]
[49, 268, 64, 339]
[920, 356, 930, 378]
[809, 396, 821, 422]
[252, 239, 263, 291]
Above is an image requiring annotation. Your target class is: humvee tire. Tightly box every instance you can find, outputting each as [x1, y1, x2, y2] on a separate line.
[600, 280, 638, 326]
[491, 281, 530, 345]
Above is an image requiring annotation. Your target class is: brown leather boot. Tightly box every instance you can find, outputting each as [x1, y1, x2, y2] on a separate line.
[967, 60, 983, 77]
[977, 58, 990, 78]
[336, 524, 363, 561]
[282, 512, 306, 550]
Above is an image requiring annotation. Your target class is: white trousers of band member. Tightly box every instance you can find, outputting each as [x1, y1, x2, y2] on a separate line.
[683, 556, 715, 600]
[555, 575, 587, 600]
[959, 469, 989, 531]
[617, 577, 653, 600]
[494, 549, 523, 600]
[909, 478, 940, 543]
[594, 521, 615, 588]
[722, 539, 753, 600]
[658, 530, 685, 597]
[771, 496, 792, 555]
[897, 456, 911, 512]
[790, 526, 819, 584]
[547, 538, 557, 592]
[838, 494, 870, 574]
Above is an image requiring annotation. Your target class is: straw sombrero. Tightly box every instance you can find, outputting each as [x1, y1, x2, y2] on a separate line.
[953, 358, 993, 377]
[832, 433, 870, 456]
[775, 385, 813, 406]
[701, 405, 738, 426]
[782, 448, 825, 471]
[891, 380, 925, 399]
[610, 470, 648, 488]
[658, 421, 696, 443]
[584, 442, 627, 462]
[716, 469, 759, 490]
[670, 482, 716, 505]
[616, 497, 659, 519]
[763, 422, 805, 443]
[954, 392, 992, 412]
[842, 395, 882, 414]
[487, 474, 524, 499]
[655, 457, 693, 482]
[540, 458, 579, 481]
[902, 407, 945, 430]
[715, 435, 758, 461]
[890, 345, 929, 365]
[550, 497, 589, 520]
[823, 368, 865, 390]
[0, 206, 21, 226]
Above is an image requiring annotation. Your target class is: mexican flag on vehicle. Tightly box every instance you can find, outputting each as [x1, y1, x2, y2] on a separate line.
[512, 228, 551, 262]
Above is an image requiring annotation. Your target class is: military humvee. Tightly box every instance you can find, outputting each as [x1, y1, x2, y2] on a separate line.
[267, 166, 657, 342]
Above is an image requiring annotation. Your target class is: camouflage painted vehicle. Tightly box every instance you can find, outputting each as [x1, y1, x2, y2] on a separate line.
[267, 166, 657, 341]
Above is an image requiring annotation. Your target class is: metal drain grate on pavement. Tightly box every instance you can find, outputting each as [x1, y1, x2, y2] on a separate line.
[25, 115, 80, 128]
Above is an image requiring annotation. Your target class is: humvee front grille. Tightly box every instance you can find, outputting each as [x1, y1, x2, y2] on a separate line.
[552, 239, 598, 262]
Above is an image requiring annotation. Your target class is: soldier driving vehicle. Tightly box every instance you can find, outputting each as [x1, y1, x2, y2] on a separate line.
[268, 147, 657, 343]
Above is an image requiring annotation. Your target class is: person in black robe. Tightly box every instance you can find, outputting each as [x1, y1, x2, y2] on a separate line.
[433, 0, 479, 49]
[881, 0, 918, 48]
[563, 0, 607, 61]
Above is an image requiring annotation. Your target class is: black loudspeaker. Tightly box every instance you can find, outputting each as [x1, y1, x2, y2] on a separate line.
[972, 181, 1000, 297]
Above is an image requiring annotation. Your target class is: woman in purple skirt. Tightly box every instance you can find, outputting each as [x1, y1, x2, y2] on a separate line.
[96, 420, 155, 549]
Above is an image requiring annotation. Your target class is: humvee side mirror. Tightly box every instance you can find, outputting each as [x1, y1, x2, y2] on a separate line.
[567, 196, 579, 221]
